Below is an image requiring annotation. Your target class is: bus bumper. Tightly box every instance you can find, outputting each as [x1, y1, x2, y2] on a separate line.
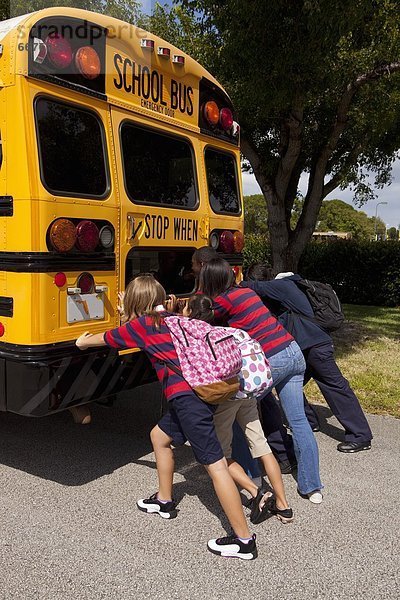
[0, 342, 156, 417]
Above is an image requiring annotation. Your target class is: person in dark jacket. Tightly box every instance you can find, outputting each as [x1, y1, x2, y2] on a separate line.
[242, 264, 373, 454]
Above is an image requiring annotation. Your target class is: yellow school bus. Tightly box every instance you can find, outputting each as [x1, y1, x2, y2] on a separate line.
[0, 8, 244, 416]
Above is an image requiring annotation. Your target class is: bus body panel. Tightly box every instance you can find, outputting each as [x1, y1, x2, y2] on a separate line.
[0, 8, 243, 416]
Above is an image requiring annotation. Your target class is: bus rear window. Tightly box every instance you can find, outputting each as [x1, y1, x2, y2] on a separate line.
[121, 123, 197, 209]
[205, 148, 241, 214]
[35, 98, 108, 198]
[125, 248, 195, 295]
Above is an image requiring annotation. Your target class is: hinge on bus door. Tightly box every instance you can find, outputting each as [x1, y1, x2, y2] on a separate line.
[127, 214, 143, 242]
[199, 216, 210, 240]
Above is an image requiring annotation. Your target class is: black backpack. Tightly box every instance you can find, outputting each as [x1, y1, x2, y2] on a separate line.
[294, 279, 344, 332]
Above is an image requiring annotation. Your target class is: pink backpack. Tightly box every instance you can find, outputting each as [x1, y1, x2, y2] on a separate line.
[164, 316, 242, 404]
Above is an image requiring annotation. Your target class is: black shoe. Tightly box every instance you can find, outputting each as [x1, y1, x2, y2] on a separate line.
[265, 496, 294, 523]
[137, 492, 177, 519]
[311, 425, 320, 432]
[207, 533, 257, 560]
[337, 441, 371, 453]
[279, 460, 298, 474]
[250, 489, 273, 524]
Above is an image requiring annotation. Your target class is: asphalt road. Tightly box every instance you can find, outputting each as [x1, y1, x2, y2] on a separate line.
[0, 383, 399, 600]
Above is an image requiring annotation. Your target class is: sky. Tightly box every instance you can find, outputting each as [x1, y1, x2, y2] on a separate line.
[242, 159, 400, 229]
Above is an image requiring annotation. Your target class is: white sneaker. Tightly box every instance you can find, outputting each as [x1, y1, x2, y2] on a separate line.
[307, 491, 323, 504]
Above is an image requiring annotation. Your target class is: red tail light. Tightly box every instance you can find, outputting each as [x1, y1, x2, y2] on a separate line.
[0, 323, 4, 337]
[77, 272, 95, 294]
[220, 107, 233, 131]
[76, 220, 99, 252]
[54, 272, 67, 288]
[219, 230, 234, 254]
[45, 34, 73, 69]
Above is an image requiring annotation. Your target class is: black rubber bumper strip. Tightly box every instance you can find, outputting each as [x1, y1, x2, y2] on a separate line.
[0, 252, 115, 272]
[0, 296, 13, 317]
[0, 196, 13, 217]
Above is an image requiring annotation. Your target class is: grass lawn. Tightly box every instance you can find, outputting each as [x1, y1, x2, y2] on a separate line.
[304, 304, 400, 418]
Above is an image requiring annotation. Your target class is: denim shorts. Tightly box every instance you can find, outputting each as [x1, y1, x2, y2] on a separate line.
[158, 393, 224, 465]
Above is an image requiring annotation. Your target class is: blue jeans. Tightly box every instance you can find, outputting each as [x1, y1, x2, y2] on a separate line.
[263, 341, 323, 495]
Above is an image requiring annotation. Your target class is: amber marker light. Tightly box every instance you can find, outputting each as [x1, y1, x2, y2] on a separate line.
[233, 231, 244, 253]
[204, 101, 220, 126]
[49, 219, 77, 252]
[75, 46, 101, 80]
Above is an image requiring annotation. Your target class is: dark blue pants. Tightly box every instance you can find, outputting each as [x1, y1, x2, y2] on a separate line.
[259, 392, 296, 464]
[303, 342, 372, 443]
[232, 421, 261, 478]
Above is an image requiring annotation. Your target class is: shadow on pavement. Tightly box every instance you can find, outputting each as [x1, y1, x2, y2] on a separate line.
[135, 449, 232, 534]
[0, 385, 165, 486]
[312, 404, 344, 442]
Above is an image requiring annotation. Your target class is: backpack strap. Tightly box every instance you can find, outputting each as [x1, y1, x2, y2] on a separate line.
[280, 307, 327, 334]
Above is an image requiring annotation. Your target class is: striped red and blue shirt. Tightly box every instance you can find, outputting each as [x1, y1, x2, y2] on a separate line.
[104, 313, 192, 401]
[213, 287, 293, 358]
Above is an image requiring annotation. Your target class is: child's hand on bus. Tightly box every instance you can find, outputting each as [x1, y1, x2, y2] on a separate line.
[117, 291, 127, 322]
[76, 331, 93, 349]
[182, 299, 190, 317]
[76, 331, 107, 349]
[165, 294, 177, 313]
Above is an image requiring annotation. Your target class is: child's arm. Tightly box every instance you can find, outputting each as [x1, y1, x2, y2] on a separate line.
[77, 320, 143, 351]
[76, 331, 107, 350]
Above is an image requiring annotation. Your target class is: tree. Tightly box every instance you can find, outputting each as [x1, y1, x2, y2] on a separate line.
[243, 195, 269, 236]
[2, 0, 142, 22]
[169, 1, 400, 270]
[387, 226, 399, 241]
[315, 199, 384, 240]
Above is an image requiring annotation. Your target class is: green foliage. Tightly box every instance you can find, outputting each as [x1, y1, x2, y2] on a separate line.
[141, 3, 218, 67]
[244, 235, 400, 306]
[250, 195, 386, 240]
[299, 240, 400, 306]
[242, 233, 271, 268]
[316, 199, 384, 240]
[181, 0, 400, 195]
[243, 194, 268, 236]
[5, 0, 142, 22]
[387, 226, 399, 241]
[177, 0, 400, 270]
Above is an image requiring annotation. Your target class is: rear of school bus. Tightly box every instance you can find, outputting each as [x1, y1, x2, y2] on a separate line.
[0, 8, 244, 417]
